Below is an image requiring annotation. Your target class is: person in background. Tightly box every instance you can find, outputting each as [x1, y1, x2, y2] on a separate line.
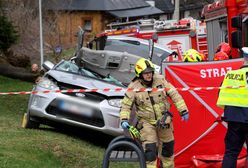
[214, 51, 229, 61]
[31, 63, 39, 73]
[31, 63, 44, 84]
[215, 42, 232, 59]
[120, 58, 189, 168]
[199, 52, 207, 61]
[183, 49, 203, 62]
[217, 47, 248, 168]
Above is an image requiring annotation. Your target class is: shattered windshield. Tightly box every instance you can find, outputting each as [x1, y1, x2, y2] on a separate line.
[54, 60, 124, 86]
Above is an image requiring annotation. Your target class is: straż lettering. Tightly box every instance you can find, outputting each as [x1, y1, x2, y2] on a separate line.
[200, 67, 232, 78]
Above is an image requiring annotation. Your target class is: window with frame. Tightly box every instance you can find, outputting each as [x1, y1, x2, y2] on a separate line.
[82, 18, 92, 31]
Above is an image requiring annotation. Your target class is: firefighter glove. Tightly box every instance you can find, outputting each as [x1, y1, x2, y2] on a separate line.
[181, 111, 189, 122]
[121, 120, 130, 129]
[128, 126, 141, 140]
[156, 111, 173, 129]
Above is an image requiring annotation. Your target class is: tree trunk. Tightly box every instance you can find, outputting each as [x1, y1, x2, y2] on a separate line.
[0, 63, 37, 82]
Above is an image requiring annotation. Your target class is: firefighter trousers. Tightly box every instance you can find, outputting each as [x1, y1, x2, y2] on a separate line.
[139, 120, 175, 168]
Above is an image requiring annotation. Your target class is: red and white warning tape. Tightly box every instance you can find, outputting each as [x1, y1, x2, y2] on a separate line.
[0, 86, 247, 96]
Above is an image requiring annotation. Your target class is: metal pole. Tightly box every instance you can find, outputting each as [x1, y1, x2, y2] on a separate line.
[173, 0, 180, 20]
[39, 0, 44, 68]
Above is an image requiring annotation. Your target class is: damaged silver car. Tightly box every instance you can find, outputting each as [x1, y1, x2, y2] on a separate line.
[24, 59, 126, 136]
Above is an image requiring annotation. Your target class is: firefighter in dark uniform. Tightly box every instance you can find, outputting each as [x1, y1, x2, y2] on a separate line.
[217, 47, 248, 168]
[120, 58, 189, 168]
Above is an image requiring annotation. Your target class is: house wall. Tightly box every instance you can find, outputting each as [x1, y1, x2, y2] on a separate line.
[46, 11, 106, 49]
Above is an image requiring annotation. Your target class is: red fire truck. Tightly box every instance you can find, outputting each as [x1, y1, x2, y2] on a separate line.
[96, 18, 208, 61]
[202, 0, 248, 59]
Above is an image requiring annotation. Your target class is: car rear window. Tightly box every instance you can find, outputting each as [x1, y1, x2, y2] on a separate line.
[105, 39, 168, 65]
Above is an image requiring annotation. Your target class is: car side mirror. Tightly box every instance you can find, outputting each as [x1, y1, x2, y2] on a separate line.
[42, 60, 54, 71]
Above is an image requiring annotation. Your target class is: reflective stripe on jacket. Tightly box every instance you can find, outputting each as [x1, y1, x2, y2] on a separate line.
[217, 67, 248, 108]
[120, 74, 188, 125]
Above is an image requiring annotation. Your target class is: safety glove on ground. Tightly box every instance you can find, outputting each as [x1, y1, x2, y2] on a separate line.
[156, 111, 173, 129]
[181, 111, 189, 122]
[121, 120, 130, 129]
[128, 125, 141, 140]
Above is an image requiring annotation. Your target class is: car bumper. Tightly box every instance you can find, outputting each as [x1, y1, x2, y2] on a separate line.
[28, 86, 124, 136]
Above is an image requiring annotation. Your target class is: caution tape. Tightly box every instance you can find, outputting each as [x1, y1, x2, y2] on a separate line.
[0, 86, 247, 96]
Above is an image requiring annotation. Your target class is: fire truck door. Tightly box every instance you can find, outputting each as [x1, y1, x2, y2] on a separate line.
[206, 17, 228, 60]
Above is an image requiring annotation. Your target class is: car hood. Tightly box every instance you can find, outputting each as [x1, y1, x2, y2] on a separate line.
[48, 70, 125, 97]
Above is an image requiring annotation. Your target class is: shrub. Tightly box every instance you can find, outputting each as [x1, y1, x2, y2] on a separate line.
[0, 15, 19, 54]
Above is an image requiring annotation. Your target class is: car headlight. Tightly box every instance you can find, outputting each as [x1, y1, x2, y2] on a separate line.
[108, 98, 122, 108]
[37, 78, 58, 90]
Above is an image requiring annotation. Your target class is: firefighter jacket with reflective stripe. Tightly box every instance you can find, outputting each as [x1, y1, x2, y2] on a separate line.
[120, 74, 188, 125]
[217, 67, 248, 108]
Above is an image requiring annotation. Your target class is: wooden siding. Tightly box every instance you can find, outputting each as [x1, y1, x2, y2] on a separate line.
[46, 11, 106, 48]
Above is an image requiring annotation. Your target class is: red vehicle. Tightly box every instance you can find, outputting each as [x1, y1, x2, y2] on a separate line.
[202, 0, 248, 59]
[97, 18, 208, 62]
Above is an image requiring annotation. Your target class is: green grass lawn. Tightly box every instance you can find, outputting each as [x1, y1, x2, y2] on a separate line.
[0, 75, 139, 168]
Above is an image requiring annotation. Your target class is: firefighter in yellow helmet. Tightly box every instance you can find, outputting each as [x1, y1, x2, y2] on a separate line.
[183, 49, 203, 62]
[120, 58, 189, 168]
